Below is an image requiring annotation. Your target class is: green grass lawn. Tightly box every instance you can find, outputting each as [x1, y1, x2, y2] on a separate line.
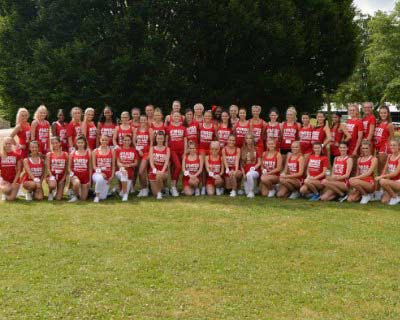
[0, 197, 399, 319]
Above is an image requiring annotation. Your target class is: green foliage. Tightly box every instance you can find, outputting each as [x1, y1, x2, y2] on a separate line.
[0, 0, 358, 122]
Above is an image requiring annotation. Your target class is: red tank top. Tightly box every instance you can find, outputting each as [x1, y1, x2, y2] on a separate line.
[307, 155, 328, 178]
[0, 151, 21, 183]
[299, 126, 313, 154]
[85, 122, 97, 150]
[330, 125, 343, 156]
[185, 121, 199, 144]
[217, 125, 232, 148]
[265, 122, 281, 149]
[224, 147, 238, 169]
[374, 121, 389, 149]
[234, 121, 250, 148]
[98, 122, 116, 146]
[17, 123, 31, 149]
[135, 128, 150, 153]
[311, 126, 326, 144]
[24, 157, 44, 180]
[50, 151, 68, 179]
[208, 155, 222, 174]
[95, 148, 113, 179]
[71, 150, 90, 174]
[166, 125, 186, 152]
[387, 155, 400, 180]
[67, 121, 82, 146]
[117, 125, 133, 147]
[116, 147, 137, 179]
[185, 155, 201, 174]
[362, 114, 376, 139]
[35, 120, 50, 153]
[151, 122, 166, 135]
[199, 123, 215, 150]
[251, 120, 264, 145]
[358, 156, 374, 182]
[262, 152, 280, 176]
[151, 146, 168, 169]
[333, 156, 349, 177]
[54, 121, 68, 150]
[287, 154, 301, 175]
[281, 122, 299, 150]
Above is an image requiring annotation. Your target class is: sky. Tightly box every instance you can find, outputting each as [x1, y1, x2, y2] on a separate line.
[354, 0, 397, 14]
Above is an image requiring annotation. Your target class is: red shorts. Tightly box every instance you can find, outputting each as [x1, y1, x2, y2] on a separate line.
[206, 175, 223, 186]
[73, 171, 90, 184]
[361, 177, 375, 187]
[182, 175, 198, 188]
[148, 165, 164, 181]
[139, 152, 149, 161]
[376, 143, 390, 154]
[2, 176, 20, 184]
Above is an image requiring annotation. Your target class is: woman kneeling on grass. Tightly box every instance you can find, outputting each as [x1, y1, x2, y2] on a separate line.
[68, 136, 92, 202]
[22, 141, 44, 201]
[92, 135, 115, 203]
[222, 135, 242, 197]
[182, 141, 203, 196]
[46, 137, 68, 201]
[376, 139, 400, 205]
[0, 137, 22, 201]
[299, 142, 329, 201]
[348, 139, 378, 204]
[148, 131, 170, 200]
[260, 139, 282, 198]
[205, 141, 224, 196]
[241, 133, 261, 198]
[320, 142, 353, 202]
[277, 141, 305, 199]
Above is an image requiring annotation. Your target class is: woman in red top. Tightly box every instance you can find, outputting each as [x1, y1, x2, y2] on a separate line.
[151, 108, 166, 137]
[148, 131, 170, 200]
[280, 106, 301, 160]
[320, 142, 353, 202]
[311, 111, 331, 155]
[51, 109, 68, 152]
[113, 111, 134, 148]
[92, 135, 115, 203]
[222, 134, 242, 197]
[130, 108, 141, 130]
[277, 141, 305, 199]
[374, 105, 394, 174]
[346, 103, 363, 159]
[10, 108, 31, 158]
[348, 140, 378, 204]
[134, 115, 153, 197]
[216, 111, 233, 148]
[46, 137, 68, 201]
[265, 108, 281, 152]
[250, 105, 266, 155]
[0, 137, 22, 201]
[240, 133, 261, 198]
[68, 136, 92, 202]
[82, 108, 97, 150]
[166, 111, 187, 196]
[182, 141, 203, 196]
[229, 104, 239, 127]
[260, 139, 283, 197]
[376, 139, 400, 205]
[198, 110, 216, 155]
[97, 106, 117, 147]
[362, 102, 376, 143]
[184, 108, 199, 147]
[329, 112, 351, 165]
[115, 135, 138, 202]
[205, 141, 224, 196]
[67, 107, 83, 151]
[234, 108, 250, 149]
[31, 105, 51, 156]
[145, 104, 155, 124]
[298, 112, 313, 158]
[165, 100, 184, 126]
[22, 141, 44, 201]
[299, 143, 329, 200]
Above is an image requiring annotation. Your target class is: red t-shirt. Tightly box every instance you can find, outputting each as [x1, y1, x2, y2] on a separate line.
[307, 155, 328, 179]
[346, 119, 363, 155]
[166, 125, 186, 152]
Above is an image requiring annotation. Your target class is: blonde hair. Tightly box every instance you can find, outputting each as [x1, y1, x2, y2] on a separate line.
[154, 108, 163, 116]
[194, 103, 204, 112]
[240, 133, 256, 163]
[286, 106, 297, 121]
[210, 141, 220, 150]
[15, 108, 29, 125]
[70, 107, 82, 119]
[33, 105, 48, 121]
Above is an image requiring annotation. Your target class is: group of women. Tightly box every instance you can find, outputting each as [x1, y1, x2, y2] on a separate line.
[0, 101, 399, 205]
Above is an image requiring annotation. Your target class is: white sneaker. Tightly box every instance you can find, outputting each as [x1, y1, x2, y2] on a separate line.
[372, 190, 383, 201]
[289, 191, 300, 199]
[156, 192, 163, 200]
[122, 193, 128, 202]
[93, 196, 99, 203]
[119, 190, 124, 198]
[171, 187, 179, 197]
[201, 187, 206, 195]
[137, 190, 144, 197]
[68, 196, 78, 203]
[237, 189, 245, 195]
[195, 188, 200, 196]
[230, 190, 237, 197]
[48, 191, 54, 201]
[1, 194, 6, 201]
[268, 189, 276, 198]
[25, 192, 33, 201]
[388, 196, 400, 206]
[216, 188, 224, 196]
[17, 188, 26, 197]
[360, 193, 372, 204]
[164, 188, 170, 196]
[142, 188, 149, 197]
[247, 191, 255, 198]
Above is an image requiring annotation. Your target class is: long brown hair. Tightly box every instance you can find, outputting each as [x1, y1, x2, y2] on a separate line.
[240, 133, 256, 163]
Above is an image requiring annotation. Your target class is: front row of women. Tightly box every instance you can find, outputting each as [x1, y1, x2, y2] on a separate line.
[1, 132, 400, 205]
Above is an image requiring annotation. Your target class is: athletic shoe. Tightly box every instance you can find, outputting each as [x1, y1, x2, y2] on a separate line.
[230, 190, 237, 197]
[195, 188, 200, 196]
[164, 188, 170, 196]
[372, 190, 383, 202]
[215, 188, 223, 196]
[247, 191, 255, 198]
[122, 193, 128, 202]
[1, 194, 6, 201]
[360, 193, 372, 204]
[237, 189, 245, 195]
[25, 192, 33, 201]
[93, 196, 99, 203]
[201, 186, 206, 196]
[119, 190, 124, 198]
[309, 193, 320, 201]
[267, 189, 276, 198]
[171, 187, 179, 197]
[142, 188, 149, 197]
[17, 187, 26, 198]
[156, 192, 163, 200]
[388, 196, 400, 206]
[68, 196, 78, 203]
[288, 191, 300, 199]
[48, 192, 54, 201]
[338, 194, 348, 203]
